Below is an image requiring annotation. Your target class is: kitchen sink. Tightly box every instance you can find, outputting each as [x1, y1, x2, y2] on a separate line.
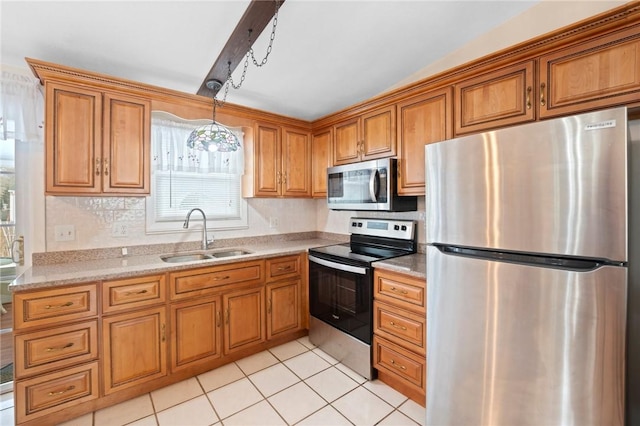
[160, 253, 214, 263]
[210, 249, 252, 258]
[160, 249, 252, 263]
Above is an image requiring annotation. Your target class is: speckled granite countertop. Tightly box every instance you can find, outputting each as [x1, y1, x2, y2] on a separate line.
[10, 238, 337, 292]
[373, 252, 426, 279]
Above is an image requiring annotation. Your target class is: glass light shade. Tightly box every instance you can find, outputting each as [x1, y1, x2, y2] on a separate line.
[186, 122, 241, 152]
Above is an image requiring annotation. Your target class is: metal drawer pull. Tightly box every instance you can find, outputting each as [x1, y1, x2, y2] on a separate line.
[390, 287, 408, 295]
[45, 301, 73, 309]
[389, 321, 407, 331]
[48, 385, 75, 397]
[390, 359, 407, 370]
[45, 342, 74, 352]
[277, 266, 292, 271]
[125, 289, 148, 295]
[214, 275, 230, 281]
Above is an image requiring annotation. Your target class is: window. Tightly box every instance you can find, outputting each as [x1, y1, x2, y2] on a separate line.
[146, 112, 247, 233]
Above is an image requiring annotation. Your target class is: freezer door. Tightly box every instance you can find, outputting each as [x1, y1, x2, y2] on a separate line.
[426, 246, 627, 426]
[426, 107, 628, 262]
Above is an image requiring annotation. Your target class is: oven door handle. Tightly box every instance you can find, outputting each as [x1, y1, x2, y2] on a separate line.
[308, 255, 369, 275]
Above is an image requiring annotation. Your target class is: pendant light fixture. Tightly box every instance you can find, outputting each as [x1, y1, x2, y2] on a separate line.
[187, 0, 282, 152]
[186, 79, 240, 152]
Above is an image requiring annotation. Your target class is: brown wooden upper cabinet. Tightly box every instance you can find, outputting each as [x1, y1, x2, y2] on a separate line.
[397, 87, 453, 196]
[539, 26, 640, 119]
[311, 127, 332, 198]
[253, 122, 312, 197]
[45, 81, 150, 195]
[455, 61, 536, 135]
[333, 105, 396, 165]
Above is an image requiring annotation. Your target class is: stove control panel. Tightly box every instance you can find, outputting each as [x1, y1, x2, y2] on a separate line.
[349, 218, 416, 240]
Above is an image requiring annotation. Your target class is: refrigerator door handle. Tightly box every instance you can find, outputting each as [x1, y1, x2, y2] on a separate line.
[434, 243, 620, 271]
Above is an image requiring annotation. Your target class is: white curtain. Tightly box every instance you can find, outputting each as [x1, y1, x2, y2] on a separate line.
[0, 68, 46, 269]
[0, 69, 44, 142]
[151, 112, 243, 175]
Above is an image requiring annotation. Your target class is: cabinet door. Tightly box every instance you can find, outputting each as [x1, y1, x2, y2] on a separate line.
[362, 105, 396, 160]
[254, 122, 281, 196]
[171, 296, 222, 372]
[266, 279, 301, 339]
[333, 117, 360, 165]
[455, 61, 535, 135]
[539, 27, 640, 118]
[223, 286, 265, 354]
[102, 306, 167, 395]
[311, 127, 332, 198]
[45, 82, 102, 194]
[281, 127, 312, 197]
[397, 88, 453, 195]
[102, 93, 150, 194]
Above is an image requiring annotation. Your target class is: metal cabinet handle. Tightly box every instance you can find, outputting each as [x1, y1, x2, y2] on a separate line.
[48, 385, 75, 397]
[125, 289, 148, 296]
[390, 359, 407, 370]
[45, 301, 73, 309]
[390, 286, 408, 295]
[214, 275, 230, 281]
[282, 172, 287, 184]
[526, 86, 532, 109]
[225, 309, 230, 325]
[45, 342, 74, 352]
[540, 83, 546, 106]
[103, 158, 109, 176]
[95, 158, 101, 176]
[268, 298, 272, 314]
[161, 324, 166, 342]
[277, 172, 282, 184]
[277, 266, 291, 271]
[389, 321, 407, 331]
[216, 311, 221, 328]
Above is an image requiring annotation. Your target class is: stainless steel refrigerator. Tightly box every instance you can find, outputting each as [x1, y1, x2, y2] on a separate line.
[425, 107, 638, 425]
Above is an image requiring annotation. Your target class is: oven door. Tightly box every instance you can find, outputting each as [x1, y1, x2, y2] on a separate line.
[308, 254, 373, 344]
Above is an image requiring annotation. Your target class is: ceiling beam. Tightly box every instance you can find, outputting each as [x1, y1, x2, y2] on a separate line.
[197, 0, 285, 98]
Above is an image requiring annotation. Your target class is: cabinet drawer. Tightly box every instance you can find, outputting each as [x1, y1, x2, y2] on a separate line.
[374, 301, 425, 354]
[374, 272, 425, 313]
[373, 336, 425, 390]
[15, 320, 98, 379]
[170, 260, 264, 300]
[266, 255, 301, 281]
[14, 284, 98, 330]
[103, 274, 166, 313]
[15, 362, 99, 424]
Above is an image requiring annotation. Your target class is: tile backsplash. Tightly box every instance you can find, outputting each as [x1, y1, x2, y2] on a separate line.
[44, 196, 425, 252]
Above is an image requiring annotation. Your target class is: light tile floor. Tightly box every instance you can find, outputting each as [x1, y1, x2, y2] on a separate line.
[0, 337, 425, 426]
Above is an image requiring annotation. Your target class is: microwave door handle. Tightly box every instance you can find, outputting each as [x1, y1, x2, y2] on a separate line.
[369, 169, 379, 202]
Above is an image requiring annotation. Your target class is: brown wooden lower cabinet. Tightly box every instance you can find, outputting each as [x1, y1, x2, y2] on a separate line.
[171, 296, 222, 372]
[373, 268, 426, 406]
[12, 254, 308, 425]
[223, 286, 266, 354]
[102, 306, 168, 395]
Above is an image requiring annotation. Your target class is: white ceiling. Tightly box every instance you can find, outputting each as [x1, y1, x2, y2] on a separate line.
[0, 0, 577, 122]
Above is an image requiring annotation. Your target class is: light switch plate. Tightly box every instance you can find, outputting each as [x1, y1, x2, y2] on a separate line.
[54, 225, 75, 242]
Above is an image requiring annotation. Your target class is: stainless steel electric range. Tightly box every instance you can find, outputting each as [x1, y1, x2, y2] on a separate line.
[308, 218, 417, 379]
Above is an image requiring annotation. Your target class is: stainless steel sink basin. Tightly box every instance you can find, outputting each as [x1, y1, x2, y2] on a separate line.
[210, 249, 252, 258]
[160, 253, 214, 263]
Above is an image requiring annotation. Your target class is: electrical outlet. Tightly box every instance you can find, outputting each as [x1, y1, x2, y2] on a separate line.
[54, 225, 75, 242]
[112, 222, 128, 237]
[269, 217, 279, 228]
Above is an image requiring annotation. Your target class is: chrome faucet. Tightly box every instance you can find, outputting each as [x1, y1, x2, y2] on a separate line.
[183, 208, 211, 250]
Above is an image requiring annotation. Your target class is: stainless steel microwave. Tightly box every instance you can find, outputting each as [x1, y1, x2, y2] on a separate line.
[326, 158, 417, 211]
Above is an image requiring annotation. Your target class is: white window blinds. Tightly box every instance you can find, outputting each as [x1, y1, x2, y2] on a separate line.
[147, 112, 247, 232]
